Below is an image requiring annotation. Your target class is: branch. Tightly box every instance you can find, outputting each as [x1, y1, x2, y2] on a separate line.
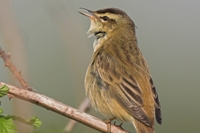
[64, 97, 91, 132]
[0, 82, 129, 133]
[0, 47, 32, 91]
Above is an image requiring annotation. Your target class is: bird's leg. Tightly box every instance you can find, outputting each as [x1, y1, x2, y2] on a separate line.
[103, 117, 116, 133]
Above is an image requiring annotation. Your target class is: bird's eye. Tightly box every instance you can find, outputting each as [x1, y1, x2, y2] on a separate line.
[101, 16, 109, 21]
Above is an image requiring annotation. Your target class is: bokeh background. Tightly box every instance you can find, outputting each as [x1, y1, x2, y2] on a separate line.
[0, 0, 200, 133]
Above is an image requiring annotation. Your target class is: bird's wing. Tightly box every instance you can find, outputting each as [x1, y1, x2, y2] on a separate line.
[94, 51, 152, 126]
[149, 77, 162, 124]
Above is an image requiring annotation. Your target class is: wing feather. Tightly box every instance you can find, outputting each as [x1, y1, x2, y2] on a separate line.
[149, 77, 162, 124]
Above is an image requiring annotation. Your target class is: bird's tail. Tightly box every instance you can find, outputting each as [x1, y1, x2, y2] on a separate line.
[133, 121, 154, 133]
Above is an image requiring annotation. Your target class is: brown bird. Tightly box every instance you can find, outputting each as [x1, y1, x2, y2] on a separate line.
[80, 8, 162, 133]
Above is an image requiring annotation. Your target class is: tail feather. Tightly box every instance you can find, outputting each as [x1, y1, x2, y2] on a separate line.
[133, 121, 154, 133]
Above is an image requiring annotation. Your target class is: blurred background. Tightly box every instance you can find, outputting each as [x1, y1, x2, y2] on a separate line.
[0, 0, 200, 133]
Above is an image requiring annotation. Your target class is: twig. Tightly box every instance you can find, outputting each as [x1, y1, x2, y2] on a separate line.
[0, 82, 129, 133]
[64, 97, 90, 132]
[0, 47, 32, 91]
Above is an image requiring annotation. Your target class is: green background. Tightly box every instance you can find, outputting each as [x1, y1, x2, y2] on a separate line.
[0, 0, 200, 133]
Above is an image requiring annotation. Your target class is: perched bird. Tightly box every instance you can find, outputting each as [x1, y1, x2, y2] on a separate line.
[80, 7, 162, 133]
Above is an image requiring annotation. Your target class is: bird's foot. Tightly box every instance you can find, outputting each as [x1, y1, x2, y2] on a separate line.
[102, 117, 116, 133]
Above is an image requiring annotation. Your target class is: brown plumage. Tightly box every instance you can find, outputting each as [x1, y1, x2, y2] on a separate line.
[80, 8, 162, 133]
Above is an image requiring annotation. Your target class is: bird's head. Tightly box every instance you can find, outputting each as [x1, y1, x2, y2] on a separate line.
[79, 8, 135, 39]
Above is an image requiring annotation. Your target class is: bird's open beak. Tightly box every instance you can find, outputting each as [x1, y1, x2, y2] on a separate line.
[79, 8, 97, 20]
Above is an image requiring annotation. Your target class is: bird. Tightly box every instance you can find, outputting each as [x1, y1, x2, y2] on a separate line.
[79, 7, 162, 133]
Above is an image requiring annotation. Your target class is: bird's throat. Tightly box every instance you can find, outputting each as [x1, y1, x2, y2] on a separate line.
[94, 31, 106, 39]
[93, 32, 107, 52]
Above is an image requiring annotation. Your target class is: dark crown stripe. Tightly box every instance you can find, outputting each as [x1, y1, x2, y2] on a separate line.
[96, 8, 126, 15]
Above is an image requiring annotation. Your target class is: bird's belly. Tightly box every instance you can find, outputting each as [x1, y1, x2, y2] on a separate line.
[85, 71, 134, 122]
[86, 75, 113, 117]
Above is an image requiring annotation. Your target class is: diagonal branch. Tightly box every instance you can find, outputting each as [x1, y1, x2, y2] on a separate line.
[0, 47, 32, 91]
[64, 97, 91, 132]
[0, 82, 129, 133]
